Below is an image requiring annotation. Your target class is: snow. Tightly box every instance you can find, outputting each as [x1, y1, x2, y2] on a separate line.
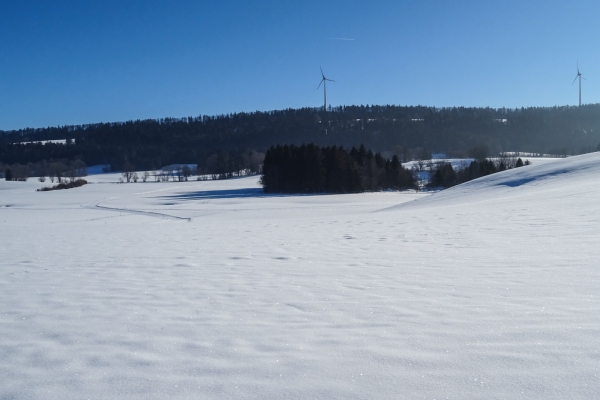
[1, 153, 600, 399]
[17, 139, 67, 145]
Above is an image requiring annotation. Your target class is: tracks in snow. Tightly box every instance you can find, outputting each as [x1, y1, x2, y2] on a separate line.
[87, 204, 190, 221]
[80, 186, 191, 222]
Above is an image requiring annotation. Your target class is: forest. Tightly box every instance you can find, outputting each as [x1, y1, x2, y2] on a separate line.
[1, 104, 600, 174]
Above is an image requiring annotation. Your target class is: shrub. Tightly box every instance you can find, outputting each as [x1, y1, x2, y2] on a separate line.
[37, 179, 88, 192]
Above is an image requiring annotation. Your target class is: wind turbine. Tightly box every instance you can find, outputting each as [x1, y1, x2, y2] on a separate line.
[317, 67, 335, 112]
[572, 62, 585, 106]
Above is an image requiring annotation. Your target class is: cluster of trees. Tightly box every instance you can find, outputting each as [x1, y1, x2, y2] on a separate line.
[261, 144, 416, 194]
[1, 149, 264, 184]
[3, 159, 87, 182]
[429, 154, 529, 188]
[3, 165, 28, 181]
[118, 159, 263, 184]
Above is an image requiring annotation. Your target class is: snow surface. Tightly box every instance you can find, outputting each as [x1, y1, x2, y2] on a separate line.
[1, 154, 600, 399]
[18, 139, 67, 145]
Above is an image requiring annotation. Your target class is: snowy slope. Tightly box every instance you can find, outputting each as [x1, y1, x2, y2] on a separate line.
[395, 152, 600, 209]
[1, 154, 599, 399]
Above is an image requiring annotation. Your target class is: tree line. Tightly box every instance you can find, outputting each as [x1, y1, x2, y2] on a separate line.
[2, 159, 87, 182]
[2, 104, 600, 173]
[428, 154, 530, 188]
[261, 144, 416, 194]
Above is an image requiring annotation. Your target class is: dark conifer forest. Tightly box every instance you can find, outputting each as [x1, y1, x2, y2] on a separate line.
[261, 144, 416, 193]
[2, 104, 600, 173]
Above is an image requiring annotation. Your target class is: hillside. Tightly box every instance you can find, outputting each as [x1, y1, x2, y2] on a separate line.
[2, 104, 600, 172]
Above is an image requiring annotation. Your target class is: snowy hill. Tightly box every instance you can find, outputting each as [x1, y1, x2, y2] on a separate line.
[1, 154, 599, 399]
[395, 152, 600, 209]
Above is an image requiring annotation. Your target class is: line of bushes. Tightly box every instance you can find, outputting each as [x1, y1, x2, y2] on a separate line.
[37, 179, 88, 192]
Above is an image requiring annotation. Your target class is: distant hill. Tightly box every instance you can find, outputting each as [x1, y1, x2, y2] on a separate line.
[1, 104, 600, 171]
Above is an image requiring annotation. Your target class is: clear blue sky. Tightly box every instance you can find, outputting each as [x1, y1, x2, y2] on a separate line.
[1, 0, 598, 130]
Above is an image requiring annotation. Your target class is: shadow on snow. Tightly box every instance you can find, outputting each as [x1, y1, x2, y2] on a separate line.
[162, 188, 341, 201]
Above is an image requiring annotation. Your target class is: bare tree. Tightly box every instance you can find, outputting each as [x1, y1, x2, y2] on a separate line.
[242, 150, 265, 175]
[496, 152, 517, 170]
[50, 162, 67, 183]
[182, 165, 191, 181]
[37, 160, 49, 180]
[142, 171, 150, 182]
[122, 162, 135, 182]
[72, 160, 87, 178]
[11, 164, 29, 181]
[66, 165, 77, 182]
[160, 170, 169, 182]
[165, 166, 176, 181]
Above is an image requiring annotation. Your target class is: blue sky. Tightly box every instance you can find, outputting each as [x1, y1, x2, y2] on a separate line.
[1, 0, 599, 130]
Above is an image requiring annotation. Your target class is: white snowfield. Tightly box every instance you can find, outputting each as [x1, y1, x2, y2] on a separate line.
[1, 154, 599, 399]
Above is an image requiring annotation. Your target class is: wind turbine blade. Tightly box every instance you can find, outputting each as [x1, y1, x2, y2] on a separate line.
[317, 80, 323, 90]
[572, 75, 578, 84]
[326, 79, 336, 82]
[320, 66, 325, 79]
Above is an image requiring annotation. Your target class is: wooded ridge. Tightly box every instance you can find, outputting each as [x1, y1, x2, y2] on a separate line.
[2, 104, 599, 171]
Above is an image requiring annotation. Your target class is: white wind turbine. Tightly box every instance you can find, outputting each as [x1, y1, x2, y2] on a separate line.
[572, 62, 585, 106]
[317, 67, 335, 112]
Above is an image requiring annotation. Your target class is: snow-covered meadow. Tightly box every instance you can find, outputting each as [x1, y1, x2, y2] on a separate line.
[1, 154, 599, 399]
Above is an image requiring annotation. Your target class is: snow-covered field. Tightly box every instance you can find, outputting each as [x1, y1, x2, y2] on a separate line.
[1, 154, 599, 399]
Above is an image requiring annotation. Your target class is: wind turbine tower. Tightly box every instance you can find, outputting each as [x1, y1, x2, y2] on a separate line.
[317, 67, 335, 112]
[572, 62, 585, 106]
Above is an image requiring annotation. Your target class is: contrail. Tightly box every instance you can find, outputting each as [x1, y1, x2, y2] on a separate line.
[331, 37, 355, 41]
